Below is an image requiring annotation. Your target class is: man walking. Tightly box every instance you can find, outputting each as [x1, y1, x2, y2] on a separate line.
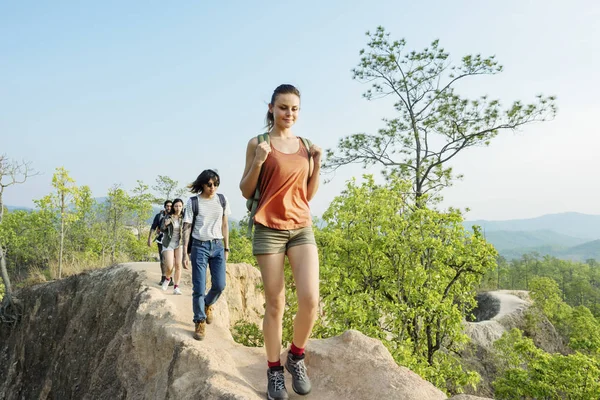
[148, 200, 173, 285]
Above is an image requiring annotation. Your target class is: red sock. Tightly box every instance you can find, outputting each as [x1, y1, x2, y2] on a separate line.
[268, 360, 281, 368]
[174, 285, 178, 289]
[290, 342, 304, 357]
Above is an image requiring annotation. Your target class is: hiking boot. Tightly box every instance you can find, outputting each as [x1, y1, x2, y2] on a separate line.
[159, 277, 165, 286]
[193, 321, 206, 340]
[267, 366, 289, 400]
[205, 305, 214, 324]
[173, 287, 182, 295]
[285, 352, 311, 395]
[161, 278, 170, 291]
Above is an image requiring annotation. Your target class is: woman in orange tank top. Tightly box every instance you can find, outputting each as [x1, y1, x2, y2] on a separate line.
[240, 84, 321, 400]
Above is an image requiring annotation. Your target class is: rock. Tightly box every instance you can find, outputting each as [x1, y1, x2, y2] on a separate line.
[462, 290, 565, 398]
[307, 330, 447, 400]
[0, 262, 451, 400]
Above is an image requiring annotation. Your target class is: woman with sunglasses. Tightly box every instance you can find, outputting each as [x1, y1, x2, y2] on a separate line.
[182, 169, 231, 341]
[240, 84, 322, 400]
[159, 198, 185, 294]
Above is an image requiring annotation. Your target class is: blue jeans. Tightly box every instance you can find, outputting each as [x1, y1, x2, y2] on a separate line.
[191, 238, 226, 323]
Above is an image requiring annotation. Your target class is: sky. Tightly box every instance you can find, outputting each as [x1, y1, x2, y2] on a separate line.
[1, 0, 599, 222]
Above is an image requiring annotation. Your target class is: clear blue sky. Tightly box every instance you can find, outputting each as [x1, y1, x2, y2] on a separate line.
[2, 0, 599, 221]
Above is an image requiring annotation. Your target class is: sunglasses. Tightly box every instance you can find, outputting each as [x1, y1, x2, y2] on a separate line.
[205, 182, 219, 188]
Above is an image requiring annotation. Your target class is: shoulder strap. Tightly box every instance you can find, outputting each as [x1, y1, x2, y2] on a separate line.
[217, 193, 226, 215]
[191, 195, 199, 217]
[300, 137, 312, 160]
[258, 132, 270, 145]
[246, 133, 269, 237]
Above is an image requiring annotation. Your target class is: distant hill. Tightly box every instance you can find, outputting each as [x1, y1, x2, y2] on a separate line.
[5, 205, 33, 212]
[483, 229, 589, 251]
[557, 240, 600, 261]
[465, 212, 600, 240]
[465, 213, 600, 261]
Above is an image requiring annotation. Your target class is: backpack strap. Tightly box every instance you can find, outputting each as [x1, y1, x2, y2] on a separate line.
[187, 195, 199, 254]
[246, 133, 270, 237]
[217, 193, 226, 215]
[300, 136, 312, 161]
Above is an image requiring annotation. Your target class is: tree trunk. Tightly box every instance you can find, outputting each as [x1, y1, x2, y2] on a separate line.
[0, 246, 13, 304]
[58, 193, 65, 279]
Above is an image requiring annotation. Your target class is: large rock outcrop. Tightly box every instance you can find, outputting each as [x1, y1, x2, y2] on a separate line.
[462, 290, 565, 397]
[0, 262, 489, 399]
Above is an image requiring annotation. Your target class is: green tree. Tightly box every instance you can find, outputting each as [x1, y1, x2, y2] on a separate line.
[312, 175, 496, 392]
[228, 218, 255, 266]
[569, 306, 600, 355]
[47, 167, 80, 279]
[493, 328, 600, 399]
[324, 27, 556, 202]
[152, 175, 180, 205]
[104, 185, 133, 263]
[130, 180, 154, 241]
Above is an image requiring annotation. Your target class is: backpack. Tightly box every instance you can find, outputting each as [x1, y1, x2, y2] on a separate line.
[187, 193, 226, 254]
[245, 133, 312, 237]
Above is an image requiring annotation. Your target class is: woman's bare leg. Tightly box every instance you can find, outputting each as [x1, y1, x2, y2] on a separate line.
[286, 244, 319, 349]
[173, 246, 183, 285]
[257, 252, 286, 363]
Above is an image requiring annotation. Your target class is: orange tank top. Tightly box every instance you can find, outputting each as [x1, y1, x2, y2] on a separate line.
[253, 138, 312, 230]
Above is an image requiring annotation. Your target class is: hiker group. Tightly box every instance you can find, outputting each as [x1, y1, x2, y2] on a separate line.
[148, 84, 321, 400]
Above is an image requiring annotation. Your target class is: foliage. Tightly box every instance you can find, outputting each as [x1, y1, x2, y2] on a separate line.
[493, 328, 600, 400]
[324, 27, 556, 202]
[0, 175, 157, 284]
[481, 255, 600, 317]
[305, 175, 496, 393]
[130, 180, 154, 240]
[152, 175, 183, 205]
[232, 320, 264, 347]
[228, 218, 256, 266]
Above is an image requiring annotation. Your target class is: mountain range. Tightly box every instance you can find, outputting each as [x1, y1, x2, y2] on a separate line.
[464, 212, 600, 261]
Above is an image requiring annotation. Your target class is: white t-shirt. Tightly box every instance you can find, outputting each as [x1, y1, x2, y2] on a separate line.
[183, 194, 231, 241]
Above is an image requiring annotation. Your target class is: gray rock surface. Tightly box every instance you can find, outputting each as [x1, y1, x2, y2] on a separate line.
[0, 262, 467, 399]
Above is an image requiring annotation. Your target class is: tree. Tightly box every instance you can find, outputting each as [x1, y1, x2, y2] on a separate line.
[0, 155, 38, 323]
[46, 167, 80, 279]
[104, 185, 133, 263]
[493, 328, 600, 399]
[152, 175, 181, 205]
[324, 27, 556, 202]
[312, 175, 497, 392]
[130, 180, 154, 241]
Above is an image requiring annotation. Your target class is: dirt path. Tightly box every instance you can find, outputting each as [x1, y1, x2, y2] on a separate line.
[126, 262, 352, 400]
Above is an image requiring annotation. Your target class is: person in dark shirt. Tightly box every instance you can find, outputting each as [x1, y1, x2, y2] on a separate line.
[148, 200, 172, 285]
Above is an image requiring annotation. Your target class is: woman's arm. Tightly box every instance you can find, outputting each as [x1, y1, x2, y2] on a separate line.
[239, 137, 270, 199]
[160, 215, 172, 231]
[306, 143, 322, 201]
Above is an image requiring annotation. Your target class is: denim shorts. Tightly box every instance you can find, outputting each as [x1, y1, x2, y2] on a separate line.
[252, 224, 317, 255]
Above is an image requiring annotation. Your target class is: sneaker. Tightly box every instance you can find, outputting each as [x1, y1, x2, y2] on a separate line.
[193, 321, 206, 340]
[285, 352, 311, 395]
[173, 287, 182, 295]
[158, 277, 165, 286]
[161, 278, 170, 291]
[267, 366, 289, 400]
[169, 279, 174, 286]
[205, 305, 214, 324]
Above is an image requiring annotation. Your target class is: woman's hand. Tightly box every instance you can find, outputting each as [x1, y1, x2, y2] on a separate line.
[254, 141, 271, 164]
[309, 143, 322, 164]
